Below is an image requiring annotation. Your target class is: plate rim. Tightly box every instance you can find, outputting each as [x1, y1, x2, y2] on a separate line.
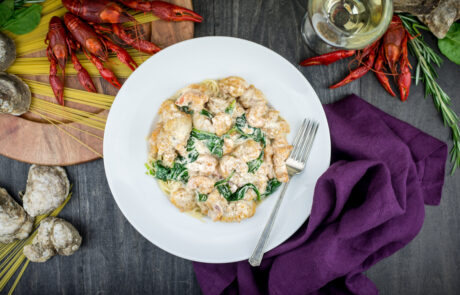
[103, 36, 331, 263]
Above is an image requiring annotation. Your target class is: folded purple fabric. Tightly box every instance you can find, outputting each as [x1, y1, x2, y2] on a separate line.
[193, 94, 448, 295]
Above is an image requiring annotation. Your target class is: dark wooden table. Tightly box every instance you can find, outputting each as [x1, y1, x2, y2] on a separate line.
[1, 1, 459, 294]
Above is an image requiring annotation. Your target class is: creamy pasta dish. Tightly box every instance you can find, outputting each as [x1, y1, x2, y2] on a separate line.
[146, 77, 292, 222]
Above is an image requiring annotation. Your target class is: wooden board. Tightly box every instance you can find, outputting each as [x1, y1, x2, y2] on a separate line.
[0, 0, 194, 166]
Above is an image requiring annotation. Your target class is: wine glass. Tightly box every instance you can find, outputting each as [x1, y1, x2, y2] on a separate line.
[301, 0, 393, 54]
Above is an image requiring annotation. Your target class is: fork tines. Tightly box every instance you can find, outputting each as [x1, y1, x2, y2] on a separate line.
[288, 119, 319, 168]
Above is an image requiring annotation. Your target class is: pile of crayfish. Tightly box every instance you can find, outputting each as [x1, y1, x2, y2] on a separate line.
[46, 0, 203, 105]
[300, 15, 412, 101]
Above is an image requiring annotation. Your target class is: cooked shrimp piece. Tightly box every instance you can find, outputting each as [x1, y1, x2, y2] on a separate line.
[231, 101, 245, 119]
[158, 100, 181, 121]
[239, 85, 266, 108]
[194, 139, 211, 155]
[223, 137, 234, 155]
[193, 112, 215, 133]
[187, 176, 215, 194]
[175, 90, 209, 112]
[218, 76, 248, 97]
[148, 122, 163, 159]
[163, 113, 192, 152]
[274, 164, 289, 183]
[272, 137, 293, 167]
[246, 104, 268, 128]
[170, 188, 196, 212]
[221, 200, 256, 222]
[207, 96, 229, 114]
[219, 155, 248, 177]
[263, 116, 290, 139]
[187, 155, 218, 176]
[156, 130, 176, 167]
[231, 171, 258, 187]
[212, 113, 232, 136]
[232, 139, 262, 162]
[198, 189, 228, 221]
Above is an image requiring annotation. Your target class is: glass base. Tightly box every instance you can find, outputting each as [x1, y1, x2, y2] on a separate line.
[301, 12, 338, 55]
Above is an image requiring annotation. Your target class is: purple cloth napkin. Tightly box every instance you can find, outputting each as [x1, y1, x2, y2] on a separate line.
[193, 94, 448, 295]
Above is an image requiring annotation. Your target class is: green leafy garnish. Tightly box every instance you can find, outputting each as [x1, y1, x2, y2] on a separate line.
[191, 128, 224, 158]
[231, 114, 266, 145]
[197, 192, 208, 202]
[1, 3, 42, 35]
[185, 136, 199, 163]
[0, 0, 14, 27]
[225, 99, 236, 114]
[261, 178, 282, 199]
[177, 105, 194, 114]
[399, 14, 460, 173]
[247, 150, 264, 173]
[438, 22, 460, 65]
[147, 160, 189, 183]
[200, 109, 214, 118]
[228, 183, 260, 202]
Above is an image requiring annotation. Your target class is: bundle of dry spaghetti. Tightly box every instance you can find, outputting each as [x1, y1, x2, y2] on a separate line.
[0, 192, 72, 295]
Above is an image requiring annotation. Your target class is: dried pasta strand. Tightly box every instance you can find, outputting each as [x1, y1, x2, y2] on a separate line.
[24, 79, 115, 109]
[35, 112, 104, 141]
[9, 55, 148, 78]
[31, 110, 103, 158]
[41, 0, 63, 15]
[7, 260, 29, 295]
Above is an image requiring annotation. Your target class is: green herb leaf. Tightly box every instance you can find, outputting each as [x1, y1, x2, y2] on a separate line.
[216, 184, 232, 199]
[148, 160, 189, 183]
[191, 128, 224, 158]
[225, 99, 236, 114]
[0, 0, 14, 27]
[232, 114, 266, 146]
[185, 136, 199, 163]
[438, 22, 460, 65]
[197, 192, 208, 202]
[177, 105, 194, 114]
[200, 109, 213, 118]
[247, 150, 264, 173]
[262, 178, 282, 199]
[2, 4, 42, 35]
[227, 183, 260, 202]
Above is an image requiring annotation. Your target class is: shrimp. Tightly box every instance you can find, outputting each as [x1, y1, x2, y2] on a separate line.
[197, 189, 228, 221]
[207, 96, 229, 114]
[163, 112, 192, 152]
[158, 99, 181, 121]
[212, 112, 232, 136]
[156, 129, 176, 167]
[246, 104, 268, 128]
[218, 76, 248, 97]
[271, 136, 292, 182]
[148, 122, 163, 159]
[218, 155, 248, 177]
[223, 137, 234, 155]
[221, 200, 256, 222]
[263, 113, 290, 139]
[192, 112, 215, 133]
[175, 90, 209, 112]
[170, 188, 196, 212]
[274, 164, 289, 183]
[186, 155, 218, 176]
[187, 176, 214, 194]
[239, 85, 266, 108]
[232, 139, 262, 162]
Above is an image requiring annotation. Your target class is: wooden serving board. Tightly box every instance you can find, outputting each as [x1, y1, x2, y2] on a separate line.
[0, 0, 194, 166]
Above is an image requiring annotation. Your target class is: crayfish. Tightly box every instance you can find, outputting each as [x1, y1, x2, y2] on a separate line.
[300, 15, 412, 101]
[46, 0, 203, 105]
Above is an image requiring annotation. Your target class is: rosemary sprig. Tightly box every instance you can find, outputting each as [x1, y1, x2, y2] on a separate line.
[399, 14, 460, 174]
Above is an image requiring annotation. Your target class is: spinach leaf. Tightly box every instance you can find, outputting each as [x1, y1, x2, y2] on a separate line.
[148, 160, 189, 183]
[2, 4, 42, 35]
[197, 192, 208, 202]
[247, 150, 264, 173]
[200, 109, 213, 118]
[232, 114, 266, 146]
[225, 99, 236, 114]
[228, 183, 260, 202]
[438, 22, 460, 65]
[177, 105, 194, 114]
[191, 128, 224, 158]
[216, 184, 232, 199]
[185, 136, 199, 163]
[0, 0, 13, 27]
[261, 178, 282, 199]
[214, 171, 235, 186]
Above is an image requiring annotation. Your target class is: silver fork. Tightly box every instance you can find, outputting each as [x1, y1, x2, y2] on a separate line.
[248, 119, 319, 267]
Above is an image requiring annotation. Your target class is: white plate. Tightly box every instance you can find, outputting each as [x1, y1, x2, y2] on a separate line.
[104, 37, 331, 263]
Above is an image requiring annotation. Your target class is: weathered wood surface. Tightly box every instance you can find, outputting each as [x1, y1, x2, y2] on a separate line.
[0, 0, 459, 294]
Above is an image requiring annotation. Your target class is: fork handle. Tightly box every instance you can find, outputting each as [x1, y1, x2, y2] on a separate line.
[249, 180, 291, 267]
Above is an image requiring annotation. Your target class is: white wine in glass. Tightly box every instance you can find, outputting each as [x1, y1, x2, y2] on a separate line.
[301, 0, 393, 54]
